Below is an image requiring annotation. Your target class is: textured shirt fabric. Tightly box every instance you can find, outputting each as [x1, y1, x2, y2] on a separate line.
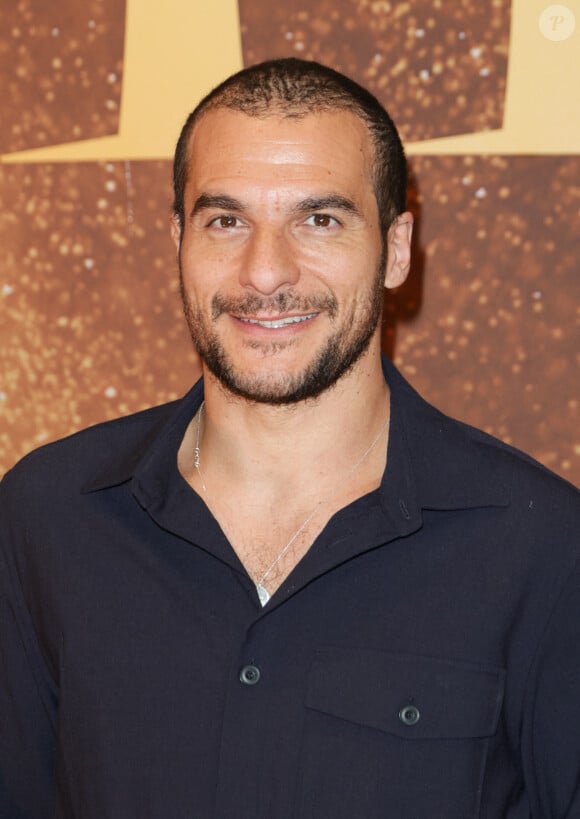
[1, 357, 579, 819]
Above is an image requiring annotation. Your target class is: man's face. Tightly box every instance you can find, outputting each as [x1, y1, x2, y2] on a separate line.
[172, 107, 406, 404]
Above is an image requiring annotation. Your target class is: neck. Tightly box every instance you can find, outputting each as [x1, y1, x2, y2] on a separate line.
[186, 346, 389, 497]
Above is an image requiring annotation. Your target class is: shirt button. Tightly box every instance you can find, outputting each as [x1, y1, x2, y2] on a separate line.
[399, 704, 420, 726]
[239, 665, 261, 686]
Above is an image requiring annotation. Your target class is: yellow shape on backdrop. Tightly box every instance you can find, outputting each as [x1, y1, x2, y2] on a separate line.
[408, 0, 580, 155]
[1, 0, 578, 162]
[0, 0, 243, 163]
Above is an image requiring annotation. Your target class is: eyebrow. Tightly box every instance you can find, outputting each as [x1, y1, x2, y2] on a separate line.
[190, 194, 246, 218]
[189, 192, 362, 219]
[290, 195, 361, 218]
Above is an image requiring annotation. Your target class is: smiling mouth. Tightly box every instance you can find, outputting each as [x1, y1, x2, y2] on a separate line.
[237, 313, 317, 329]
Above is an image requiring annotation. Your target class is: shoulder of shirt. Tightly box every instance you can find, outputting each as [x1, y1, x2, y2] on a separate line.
[1, 398, 183, 503]
[385, 357, 580, 516]
[454, 412, 578, 505]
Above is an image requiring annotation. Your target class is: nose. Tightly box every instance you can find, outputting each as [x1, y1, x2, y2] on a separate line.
[238, 226, 300, 295]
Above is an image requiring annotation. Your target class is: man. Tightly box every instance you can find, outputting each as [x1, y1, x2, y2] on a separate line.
[1, 58, 579, 819]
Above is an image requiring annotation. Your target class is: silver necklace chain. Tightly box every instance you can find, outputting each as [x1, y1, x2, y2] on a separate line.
[194, 400, 389, 606]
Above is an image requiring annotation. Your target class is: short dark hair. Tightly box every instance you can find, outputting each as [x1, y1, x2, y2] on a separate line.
[172, 58, 407, 235]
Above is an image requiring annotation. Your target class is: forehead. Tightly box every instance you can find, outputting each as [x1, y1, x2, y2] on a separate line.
[183, 108, 376, 202]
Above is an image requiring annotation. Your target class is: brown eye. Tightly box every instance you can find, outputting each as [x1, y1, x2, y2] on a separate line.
[306, 213, 337, 229]
[217, 215, 238, 228]
[208, 214, 239, 229]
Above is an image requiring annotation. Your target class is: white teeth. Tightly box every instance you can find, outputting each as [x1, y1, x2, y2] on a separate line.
[240, 314, 316, 329]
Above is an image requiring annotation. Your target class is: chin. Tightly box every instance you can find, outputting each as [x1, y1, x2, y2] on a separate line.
[211, 366, 315, 405]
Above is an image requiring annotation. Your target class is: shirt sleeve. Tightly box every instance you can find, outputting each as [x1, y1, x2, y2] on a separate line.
[0, 468, 58, 819]
[521, 559, 580, 818]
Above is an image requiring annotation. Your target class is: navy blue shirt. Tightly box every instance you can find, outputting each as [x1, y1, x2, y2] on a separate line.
[1, 358, 580, 818]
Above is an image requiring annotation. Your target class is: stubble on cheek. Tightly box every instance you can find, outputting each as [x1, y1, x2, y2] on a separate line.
[177, 255, 386, 404]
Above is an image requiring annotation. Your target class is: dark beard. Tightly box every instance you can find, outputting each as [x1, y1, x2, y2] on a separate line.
[179, 257, 385, 405]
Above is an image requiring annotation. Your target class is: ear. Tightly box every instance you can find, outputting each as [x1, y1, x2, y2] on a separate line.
[170, 213, 181, 253]
[384, 211, 413, 289]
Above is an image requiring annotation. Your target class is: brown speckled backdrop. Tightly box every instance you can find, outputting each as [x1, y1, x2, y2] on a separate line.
[0, 0, 125, 153]
[0, 161, 198, 458]
[1, 0, 579, 486]
[388, 155, 580, 478]
[239, 0, 510, 141]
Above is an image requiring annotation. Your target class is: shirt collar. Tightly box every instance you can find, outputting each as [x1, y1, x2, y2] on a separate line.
[381, 356, 511, 511]
[81, 380, 204, 494]
[82, 358, 511, 513]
